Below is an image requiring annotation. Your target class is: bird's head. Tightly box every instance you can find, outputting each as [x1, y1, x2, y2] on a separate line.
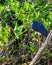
[32, 20, 38, 31]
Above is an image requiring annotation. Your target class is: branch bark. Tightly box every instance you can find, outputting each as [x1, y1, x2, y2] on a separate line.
[29, 30, 52, 65]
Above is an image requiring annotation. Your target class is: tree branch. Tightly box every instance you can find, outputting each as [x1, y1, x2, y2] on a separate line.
[29, 30, 52, 65]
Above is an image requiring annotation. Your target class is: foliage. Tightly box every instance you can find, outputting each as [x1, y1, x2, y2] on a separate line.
[0, 0, 52, 65]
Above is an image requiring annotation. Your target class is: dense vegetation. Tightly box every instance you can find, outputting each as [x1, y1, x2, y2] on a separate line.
[0, 0, 52, 65]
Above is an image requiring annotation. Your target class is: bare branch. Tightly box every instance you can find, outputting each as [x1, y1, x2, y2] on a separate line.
[29, 30, 52, 65]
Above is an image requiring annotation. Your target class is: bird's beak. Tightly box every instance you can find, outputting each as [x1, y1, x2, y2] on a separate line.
[29, 22, 34, 31]
[30, 21, 33, 26]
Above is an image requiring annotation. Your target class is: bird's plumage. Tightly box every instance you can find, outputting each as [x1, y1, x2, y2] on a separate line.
[32, 20, 48, 37]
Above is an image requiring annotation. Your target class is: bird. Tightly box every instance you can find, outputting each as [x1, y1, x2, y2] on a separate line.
[32, 20, 48, 37]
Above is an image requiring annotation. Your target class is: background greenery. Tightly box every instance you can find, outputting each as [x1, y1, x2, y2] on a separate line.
[0, 0, 52, 65]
